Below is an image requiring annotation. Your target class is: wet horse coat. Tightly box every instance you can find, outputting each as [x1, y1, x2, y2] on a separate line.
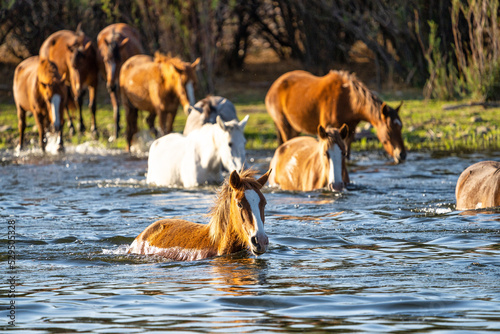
[456, 161, 500, 210]
[13, 56, 67, 152]
[39, 25, 99, 135]
[120, 52, 200, 151]
[130, 169, 271, 261]
[265, 70, 406, 163]
[183, 96, 238, 135]
[147, 116, 249, 188]
[97, 23, 144, 138]
[269, 124, 349, 191]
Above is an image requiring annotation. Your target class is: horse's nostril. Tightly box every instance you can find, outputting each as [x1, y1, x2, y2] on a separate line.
[251, 236, 258, 247]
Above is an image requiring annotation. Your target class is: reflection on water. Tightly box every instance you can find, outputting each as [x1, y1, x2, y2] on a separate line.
[1, 147, 500, 332]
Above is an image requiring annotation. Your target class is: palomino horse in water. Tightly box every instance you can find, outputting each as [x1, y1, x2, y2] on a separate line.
[13, 56, 67, 152]
[265, 70, 406, 163]
[120, 52, 200, 151]
[269, 124, 349, 191]
[39, 24, 99, 136]
[184, 96, 238, 135]
[97, 23, 144, 139]
[147, 115, 249, 188]
[456, 161, 500, 210]
[129, 169, 271, 261]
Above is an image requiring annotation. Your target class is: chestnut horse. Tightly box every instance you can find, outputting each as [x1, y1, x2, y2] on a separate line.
[120, 52, 200, 151]
[97, 23, 144, 139]
[39, 24, 99, 136]
[266, 70, 406, 163]
[13, 56, 67, 152]
[269, 124, 349, 191]
[456, 161, 500, 210]
[129, 169, 271, 261]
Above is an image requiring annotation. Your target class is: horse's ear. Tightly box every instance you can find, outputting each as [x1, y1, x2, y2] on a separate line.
[216, 115, 226, 131]
[396, 100, 404, 112]
[238, 115, 249, 130]
[340, 124, 349, 139]
[381, 102, 389, 119]
[75, 22, 83, 34]
[229, 170, 242, 190]
[119, 37, 129, 48]
[191, 58, 201, 69]
[318, 125, 327, 139]
[257, 169, 272, 188]
[84, 41, 92, 51]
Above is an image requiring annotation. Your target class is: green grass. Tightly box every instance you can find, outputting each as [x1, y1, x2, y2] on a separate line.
[2, 96, 500, 153]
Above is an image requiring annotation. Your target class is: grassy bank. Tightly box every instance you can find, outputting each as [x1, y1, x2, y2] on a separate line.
[1, 96, 500, 153]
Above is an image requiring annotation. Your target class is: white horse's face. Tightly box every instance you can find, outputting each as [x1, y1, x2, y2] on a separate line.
[216, 115, 249, 173]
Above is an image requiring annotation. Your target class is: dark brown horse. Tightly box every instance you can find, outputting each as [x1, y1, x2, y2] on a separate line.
[97, 23, 144, 139]
[13, 56, 67, 152]
[265, 70, 406, 163]
[456, 161, 500, 210]
[39, 24, 99, 136]
[129, 169, 271, 261]
[120, 52, 200, 151]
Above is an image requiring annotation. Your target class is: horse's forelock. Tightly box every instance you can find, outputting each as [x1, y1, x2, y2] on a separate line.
[38, 60, 60, 84]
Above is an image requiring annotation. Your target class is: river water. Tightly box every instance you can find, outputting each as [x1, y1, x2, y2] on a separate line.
[1, 143, 499, 333]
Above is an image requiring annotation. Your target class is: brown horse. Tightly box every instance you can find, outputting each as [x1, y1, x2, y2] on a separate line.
[13, 56, 67, 152]
[456, 161, 500, 210]
[269, 124, 349, 191]
[265, 70, 406, 163]
[97, 23, 144, 139]
[39, 24, 99, 136]
[120, 52, 200, 151]
[128, 169, 271, 261]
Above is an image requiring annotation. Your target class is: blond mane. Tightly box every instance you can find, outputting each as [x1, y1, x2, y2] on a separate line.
[154, 51, 188, 68]
[335, 70, 383, 119]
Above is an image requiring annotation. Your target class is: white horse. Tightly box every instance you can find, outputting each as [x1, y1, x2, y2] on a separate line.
[183, 96, 238, 135]
[147, 115, 249, 187]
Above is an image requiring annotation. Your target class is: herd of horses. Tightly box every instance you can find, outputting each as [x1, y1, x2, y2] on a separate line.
[11, 23, 499, 262]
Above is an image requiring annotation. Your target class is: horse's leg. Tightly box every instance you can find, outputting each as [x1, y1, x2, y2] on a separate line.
[125, 104, 138, 152]
[146, 112, 158, 137]
[76, 91, 86, 134]
[344, 122, 358, 160]
[110, 89, 120, 139]
[33, 111, 46, 152]
[88, 85, 98, 138]
[342, 158, 350, 185]
[16, 105, 26, 150]
[166, 111, 175, 134]
[66, 86, 76, 136]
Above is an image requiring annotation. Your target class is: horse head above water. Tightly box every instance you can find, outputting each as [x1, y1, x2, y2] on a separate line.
[130, 169, 271, 261]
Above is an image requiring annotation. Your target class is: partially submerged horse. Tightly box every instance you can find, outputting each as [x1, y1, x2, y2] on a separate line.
[129, 169, 271, 261]
[97, 23, 144, 139]
[147, 115, 249, 187]
[269, 124, 349, 191]
[456, 161, 500, 210]
[39, 24, 99, 135]
[120, 52, 200, 151]
[184, 96, 238, 135]
[265, 70, 406, 163]
[13, 56, 67, 152]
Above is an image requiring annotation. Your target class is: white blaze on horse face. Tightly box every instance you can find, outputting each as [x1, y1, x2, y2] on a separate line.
[393, 118, 402, 127]
[327, 144, 343, 191]
[185, 80, 195, 106]
[245, 189, 268, 254]
[51, 94, 61, 131]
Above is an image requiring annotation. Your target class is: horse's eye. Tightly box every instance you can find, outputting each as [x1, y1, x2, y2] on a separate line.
[237, 202, 243, 208]
[229, 142, 233, 148]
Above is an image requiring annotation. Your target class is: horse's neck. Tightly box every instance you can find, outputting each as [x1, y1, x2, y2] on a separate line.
[209, 215, 244, 255]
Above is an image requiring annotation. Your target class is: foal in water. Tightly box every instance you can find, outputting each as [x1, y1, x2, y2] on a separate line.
[269, 124, 349, 191]
[129, 169, 271, 261]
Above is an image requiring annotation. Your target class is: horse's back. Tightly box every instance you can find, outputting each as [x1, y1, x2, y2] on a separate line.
[456, 161, 500, 210]
[13, 56, 39, 110]
[147, 133, 186, 186]
[184, 96, 237, 135]
[120, 55, 155, 107]
[39, 30, 76, 74]
[97, 23, 144, 57]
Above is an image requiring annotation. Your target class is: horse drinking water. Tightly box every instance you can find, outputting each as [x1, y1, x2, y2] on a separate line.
[455, 161, 500, 210]
[120, 52, 200, 151]
[269, 124, 349, 191]
[129, 169, 271, 261]
[147, 115, 249, 188]
[265, 70, 406, 163]
[97, 23, 144, 139]
[13, 56, 67, 152]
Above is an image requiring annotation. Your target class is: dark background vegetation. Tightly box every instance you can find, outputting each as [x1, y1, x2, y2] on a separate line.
[1, 0, 500, 100]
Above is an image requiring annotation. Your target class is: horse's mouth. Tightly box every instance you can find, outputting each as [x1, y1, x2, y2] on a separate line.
[250, 247, 267, 256]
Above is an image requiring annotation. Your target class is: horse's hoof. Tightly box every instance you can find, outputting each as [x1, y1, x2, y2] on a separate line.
[92, 130, 99, 140]
[57, 146, 65, 153]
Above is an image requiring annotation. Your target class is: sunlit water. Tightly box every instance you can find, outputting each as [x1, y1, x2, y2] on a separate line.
[1, 143, 500, 333]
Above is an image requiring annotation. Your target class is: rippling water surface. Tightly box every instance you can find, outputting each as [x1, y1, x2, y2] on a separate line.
[1, 144, 500, 333]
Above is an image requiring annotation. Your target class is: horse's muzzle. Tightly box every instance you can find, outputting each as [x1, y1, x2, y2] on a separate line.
[250, 233, 269, 256]
[393, 149, 407, 164]
[328, 182, 344, 192]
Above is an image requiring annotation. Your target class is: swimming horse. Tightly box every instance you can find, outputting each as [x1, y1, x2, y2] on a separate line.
[120, 52, 200, 151]
[455, 161, 500, 210]
[13, 56, 67, 152]
[147, 115, 249, 188]
[129, 169, 271, 261]
[265, 70, 406, 163]
[184, 96, 238, 135]
[269, 124, 349, 191]
[97, 23, 144, 139]
[39, 23, 99, 136]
